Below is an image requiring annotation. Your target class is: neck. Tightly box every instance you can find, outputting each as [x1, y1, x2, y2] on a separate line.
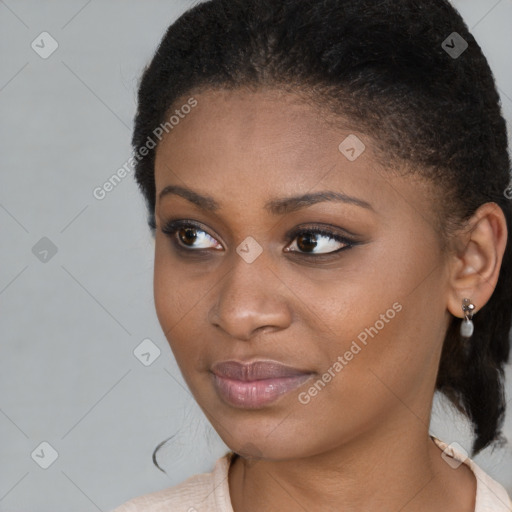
[228, 419, 476, 512]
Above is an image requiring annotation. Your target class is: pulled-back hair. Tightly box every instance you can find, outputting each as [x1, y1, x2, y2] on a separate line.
[131, 0, 512, 466]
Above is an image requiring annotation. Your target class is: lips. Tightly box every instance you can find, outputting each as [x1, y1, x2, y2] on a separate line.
[210, 360, 313, 408]
[211, 360, 310, 380]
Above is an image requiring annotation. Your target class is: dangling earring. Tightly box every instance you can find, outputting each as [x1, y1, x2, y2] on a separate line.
[460, 298, 475, 338]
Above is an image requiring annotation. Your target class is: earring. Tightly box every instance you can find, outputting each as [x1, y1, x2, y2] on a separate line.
[460, 298, 475, 338]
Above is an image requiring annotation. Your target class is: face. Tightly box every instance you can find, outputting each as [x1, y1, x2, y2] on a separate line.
[153, 88, 452, 460]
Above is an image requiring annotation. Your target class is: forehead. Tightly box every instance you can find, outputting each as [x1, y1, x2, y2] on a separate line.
[155, 88, 375, 189]
[153, 88, 437, 230]
[161, 88, 342, 155]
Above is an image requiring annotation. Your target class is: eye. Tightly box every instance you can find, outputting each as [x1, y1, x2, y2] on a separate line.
[161, 220, 222, 251]
[161, 220, 356, 257]
[284, 225, 354, 255]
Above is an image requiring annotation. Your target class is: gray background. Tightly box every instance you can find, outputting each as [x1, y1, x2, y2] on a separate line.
[0, 1, 511, 511]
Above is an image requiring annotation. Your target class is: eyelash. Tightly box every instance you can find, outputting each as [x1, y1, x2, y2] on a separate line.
[161, 219, 357, 258]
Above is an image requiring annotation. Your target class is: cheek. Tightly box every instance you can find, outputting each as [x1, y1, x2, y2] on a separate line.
[153, 249, 180, 330]
[307, 230, 439, 357]
[308, 238, 445, 409]
[153, 241, 207, 325]
[153, 246, 194, 349]
[153, 244, 214, 371]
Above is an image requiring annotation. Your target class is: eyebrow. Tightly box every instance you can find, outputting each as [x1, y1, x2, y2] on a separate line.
[158, 185, 374, 215]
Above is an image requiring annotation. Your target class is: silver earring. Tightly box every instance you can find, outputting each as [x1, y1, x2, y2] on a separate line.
[460, 298, 475, 338]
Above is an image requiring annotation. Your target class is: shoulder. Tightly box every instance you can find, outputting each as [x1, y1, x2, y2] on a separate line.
[109, 452, 235, 512]
[431, 436, 512, 512]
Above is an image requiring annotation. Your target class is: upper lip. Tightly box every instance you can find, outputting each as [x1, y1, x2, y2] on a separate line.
[211, 360, 311, 381]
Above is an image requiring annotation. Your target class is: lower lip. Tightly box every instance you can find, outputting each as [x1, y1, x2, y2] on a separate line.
[211, 372, 313, 409]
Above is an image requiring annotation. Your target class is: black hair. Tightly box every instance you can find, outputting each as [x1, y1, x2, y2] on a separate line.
[131, 0, 512, 468]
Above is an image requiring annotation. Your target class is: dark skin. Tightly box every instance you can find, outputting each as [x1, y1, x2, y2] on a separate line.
[152, 88, 507, 511]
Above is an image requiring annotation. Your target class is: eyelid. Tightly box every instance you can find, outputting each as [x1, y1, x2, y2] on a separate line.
[283, 223, 359, 242]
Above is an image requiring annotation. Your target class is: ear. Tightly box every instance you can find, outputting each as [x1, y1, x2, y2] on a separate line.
[446, 202, 508, 319]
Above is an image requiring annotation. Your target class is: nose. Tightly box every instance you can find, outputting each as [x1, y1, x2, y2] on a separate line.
[208, 252, 292, 341]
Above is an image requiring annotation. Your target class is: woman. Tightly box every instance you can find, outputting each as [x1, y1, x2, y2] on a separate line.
[111, 0, 512, 510]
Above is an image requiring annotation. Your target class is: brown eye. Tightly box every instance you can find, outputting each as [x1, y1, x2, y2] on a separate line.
[296, 233, 319, 252]
[162, 220, 356, 257]
[162, 220, 222, 250]
[286, 227, 353, 255]
[178, 227, 199, 246]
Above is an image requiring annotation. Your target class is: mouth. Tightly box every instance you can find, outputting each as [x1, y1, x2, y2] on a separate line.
[210, 360, 314, 409]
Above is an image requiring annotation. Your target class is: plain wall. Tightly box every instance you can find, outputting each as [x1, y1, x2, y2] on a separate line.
[1, 1, 511, 511]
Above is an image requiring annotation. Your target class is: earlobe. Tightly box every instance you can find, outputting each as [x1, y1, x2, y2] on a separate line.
[445, 202, 508, 319]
